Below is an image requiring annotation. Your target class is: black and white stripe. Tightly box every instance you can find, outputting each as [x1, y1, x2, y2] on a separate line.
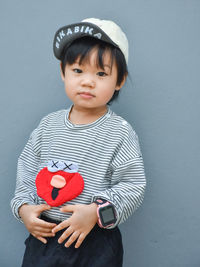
[10, 105, 146, 228]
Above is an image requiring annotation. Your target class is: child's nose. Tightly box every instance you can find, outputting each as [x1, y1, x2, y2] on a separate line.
[81, 74, 95, 88]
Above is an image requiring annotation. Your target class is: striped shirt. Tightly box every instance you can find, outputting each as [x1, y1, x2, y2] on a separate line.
[10, 104, 146, 228]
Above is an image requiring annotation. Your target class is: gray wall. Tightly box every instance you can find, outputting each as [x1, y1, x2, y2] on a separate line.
[1, 1, 199, 266]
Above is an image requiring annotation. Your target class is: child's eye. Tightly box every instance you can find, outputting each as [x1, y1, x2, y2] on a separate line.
[97, 72, 107, 77]
[73, 68, 82, 73]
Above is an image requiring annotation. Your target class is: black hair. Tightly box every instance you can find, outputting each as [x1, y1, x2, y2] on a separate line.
[60, 36, 128, 105]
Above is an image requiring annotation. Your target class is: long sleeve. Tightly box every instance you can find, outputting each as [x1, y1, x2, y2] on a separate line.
[10, 125, 42, 221]
[91, 124, 146, 228]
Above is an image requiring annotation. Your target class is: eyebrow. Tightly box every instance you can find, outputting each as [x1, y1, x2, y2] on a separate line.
[73, 61, 111, 70]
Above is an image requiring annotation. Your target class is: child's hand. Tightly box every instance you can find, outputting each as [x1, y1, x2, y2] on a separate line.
[52, 203, 98, 248]
[19, 204, 57, 244]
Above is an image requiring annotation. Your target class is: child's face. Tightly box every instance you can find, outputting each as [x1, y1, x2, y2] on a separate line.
[61, 48, 123, 111]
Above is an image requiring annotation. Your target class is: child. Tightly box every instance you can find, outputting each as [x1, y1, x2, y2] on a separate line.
[11, 18, 146, 267]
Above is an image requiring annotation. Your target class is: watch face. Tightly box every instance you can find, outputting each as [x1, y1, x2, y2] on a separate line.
[99, 205, 117, 226]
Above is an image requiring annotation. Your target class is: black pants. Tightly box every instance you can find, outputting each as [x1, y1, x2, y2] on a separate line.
[21, 215, 123, 267]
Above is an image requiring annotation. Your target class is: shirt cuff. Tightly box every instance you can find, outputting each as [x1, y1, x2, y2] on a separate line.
[11, 193, 38, 223]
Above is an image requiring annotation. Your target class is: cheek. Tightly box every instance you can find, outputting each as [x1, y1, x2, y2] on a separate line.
[106, 79, 118, 98]
[102, 78, 117, 92]
[63, 79, 73, 93]
[64, 86, 74, 100]
[99, 87, 116, 103]
[65, 76, 77, 90]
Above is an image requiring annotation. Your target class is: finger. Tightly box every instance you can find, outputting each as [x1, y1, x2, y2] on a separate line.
[52, 220, 70, 234]
[34, 231, 55, 238]
[74, 233, 86, 249]
[60, 205, 75, 213]
[36, 218, 57, 229]
[35, 226, 57, 233]
[37, 236, 48, 244]
[64, 231, 80, 248]
[58, 226, 74, 244]
[36, 204, 51, 213]
[32, 233, 47, 244]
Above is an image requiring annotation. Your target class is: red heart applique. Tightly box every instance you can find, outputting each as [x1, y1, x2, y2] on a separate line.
[35, 167, 84, 207]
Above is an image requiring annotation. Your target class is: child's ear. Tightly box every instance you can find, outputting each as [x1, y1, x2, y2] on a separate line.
[60, 62, 65, 81]
[115, 74, 127, 91]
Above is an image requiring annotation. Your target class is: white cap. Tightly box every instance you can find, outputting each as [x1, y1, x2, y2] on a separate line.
[82, 18, 129, 63]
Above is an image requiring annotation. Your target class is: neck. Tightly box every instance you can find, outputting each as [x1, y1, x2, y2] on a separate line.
[68, 105, 108, 125]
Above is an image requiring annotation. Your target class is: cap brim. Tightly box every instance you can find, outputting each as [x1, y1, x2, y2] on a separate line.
[53, 22, 119, 60]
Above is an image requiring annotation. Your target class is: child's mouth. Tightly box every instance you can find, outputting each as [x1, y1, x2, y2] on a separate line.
[79, 93, 94, 99]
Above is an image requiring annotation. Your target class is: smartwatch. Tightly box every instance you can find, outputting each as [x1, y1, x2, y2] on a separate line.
[93, 199, 117, 228]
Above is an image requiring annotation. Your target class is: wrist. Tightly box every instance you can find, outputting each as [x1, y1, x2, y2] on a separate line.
[19, 203, 29, 218]
[93, 199, 117, 228]
[89, 203, 98, 223]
